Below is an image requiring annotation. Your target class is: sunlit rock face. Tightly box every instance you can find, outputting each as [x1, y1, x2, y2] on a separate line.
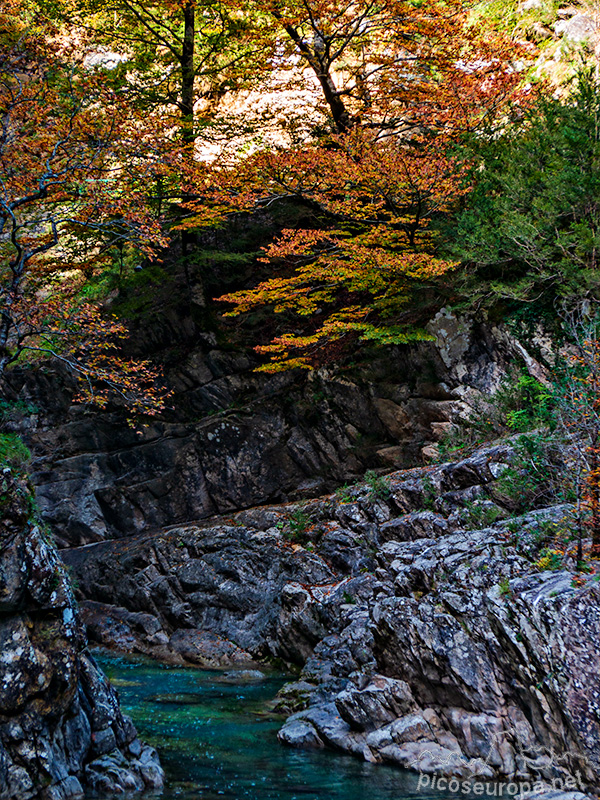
[0, 470, 164, 800]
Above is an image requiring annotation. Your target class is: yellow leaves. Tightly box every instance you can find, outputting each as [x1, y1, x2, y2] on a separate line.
[207, 125, 467, 369]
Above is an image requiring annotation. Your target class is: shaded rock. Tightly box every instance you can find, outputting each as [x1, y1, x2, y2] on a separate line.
[379, 741, 473, 776]
[220, 669, 266, 683]
[169, 629, 255, 667]
[521, 792, 593, 800]
[278, 719, 325, 749]
[0, 471, 163, 799]
[336, 677, 416, 731]
[8, 309, 538, 547]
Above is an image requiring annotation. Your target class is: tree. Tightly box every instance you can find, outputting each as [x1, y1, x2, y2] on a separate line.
[207, 0, 527, 370]
[449, 68, 600, 313]
[0, 14, 170, 415]
[40, 0, 264, 148]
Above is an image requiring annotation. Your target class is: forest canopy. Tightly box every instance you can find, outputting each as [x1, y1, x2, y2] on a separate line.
[1, 0, 599, 384]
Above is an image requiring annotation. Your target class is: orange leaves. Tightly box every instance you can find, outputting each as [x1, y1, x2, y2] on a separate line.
[0, 30, 171, 419]
[213, 124, 463, 368]
[201, 0, 530, 371]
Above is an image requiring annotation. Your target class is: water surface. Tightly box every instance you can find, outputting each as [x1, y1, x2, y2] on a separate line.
[97, 652, 453, 800]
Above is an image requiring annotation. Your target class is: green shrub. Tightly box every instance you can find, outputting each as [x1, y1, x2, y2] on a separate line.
[534, 548, 563, 572]
[435, 369, 556, 464]
[280, 507, 313, 544]
[0, 434, 31, 470]
[364, 470, 391, 500]
[462, 501, 504, 530]
[335, 484, 354, 503]
[495, 432, 566, 513]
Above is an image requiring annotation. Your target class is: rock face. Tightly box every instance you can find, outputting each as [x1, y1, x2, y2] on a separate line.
[63, 442, 599, 795]
[0, 470, 164, 800]
[3, 309, 552, 548]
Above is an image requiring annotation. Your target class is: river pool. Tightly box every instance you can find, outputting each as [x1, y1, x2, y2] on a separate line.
[96, 652, 453, 800]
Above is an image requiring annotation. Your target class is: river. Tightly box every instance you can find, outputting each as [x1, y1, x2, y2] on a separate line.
[96, 651, 454, 800]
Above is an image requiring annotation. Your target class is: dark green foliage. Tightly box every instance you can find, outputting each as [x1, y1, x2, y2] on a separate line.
[335, 484, 354, 503]
[279, 507, 313, 544]
[364, 470, 391, 500]
[495, 432, 571, 513]
[436, 369, 555, 461]
[0, 433, 30, 470]
[449, 69, 600, 311]
[497, 372, 555, 432]
[461, 501, 504, 530]
[421, 475, 437, 510]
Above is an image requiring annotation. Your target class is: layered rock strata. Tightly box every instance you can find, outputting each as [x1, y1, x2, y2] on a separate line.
[5, 311, 549, 547]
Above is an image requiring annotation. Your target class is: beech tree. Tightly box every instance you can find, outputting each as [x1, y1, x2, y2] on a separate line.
[0, 17, 170, 415]
[208, 0, 528, 370]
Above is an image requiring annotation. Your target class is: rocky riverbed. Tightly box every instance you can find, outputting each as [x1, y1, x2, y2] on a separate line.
[62, 441, 600, 796]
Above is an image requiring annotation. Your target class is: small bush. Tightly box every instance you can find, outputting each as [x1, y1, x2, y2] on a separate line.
[534, 548, 563, 572]
[435, 369, 556, 464]
[364, 469, 391, 500]
[280, 507, 313, 544]
[421, 475, 437, 510]
[462, 501, 504, 530]
[335, 484, 354, 503]
[494, 432, 568, 513]
[0, 433, 31, 470]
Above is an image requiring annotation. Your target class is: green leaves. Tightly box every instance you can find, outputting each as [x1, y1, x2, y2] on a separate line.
[449, 69, 600, 310]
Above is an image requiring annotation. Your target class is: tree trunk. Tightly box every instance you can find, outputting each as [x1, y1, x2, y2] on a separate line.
[275, 16, 352, 135]
[180, 1, 196, 282]
[181, 1, 196, 147]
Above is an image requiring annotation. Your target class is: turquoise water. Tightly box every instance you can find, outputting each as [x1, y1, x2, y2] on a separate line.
[97, 652, 452, 800]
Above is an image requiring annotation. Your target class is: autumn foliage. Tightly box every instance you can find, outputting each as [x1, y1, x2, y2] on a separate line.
[2, 0, 534, 392]
[0, 6, 171, 414]
[208, 0, 530, 370]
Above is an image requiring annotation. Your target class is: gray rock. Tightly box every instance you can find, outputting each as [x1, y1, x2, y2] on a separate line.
[7, 308, 534, 547]
[278, 719, 325, 749]
[0, 471, 163, 799]
[555, 14, 597, 42]
[169, 629, 256, 667]
[521, 793, 593, 800]
[336, 677, 416, 731]
[61, 440, 600, 791]
[379, 741, 470, 775]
